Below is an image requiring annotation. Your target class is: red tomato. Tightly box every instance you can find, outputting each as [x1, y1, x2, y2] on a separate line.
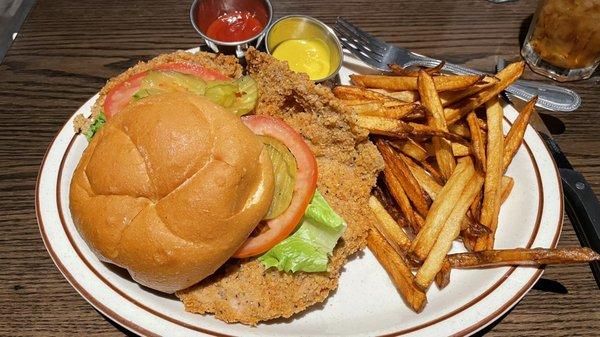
[103, 62, 229, 118]
[234, 116, 318, 258]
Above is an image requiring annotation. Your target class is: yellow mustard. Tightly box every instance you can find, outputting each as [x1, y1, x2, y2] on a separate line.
[272, 38, 331, 81]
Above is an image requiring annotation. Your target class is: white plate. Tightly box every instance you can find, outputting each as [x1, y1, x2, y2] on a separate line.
[36, 53, 563, 337]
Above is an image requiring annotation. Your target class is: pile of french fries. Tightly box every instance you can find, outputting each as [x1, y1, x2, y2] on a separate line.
[335, 62, 600, 312]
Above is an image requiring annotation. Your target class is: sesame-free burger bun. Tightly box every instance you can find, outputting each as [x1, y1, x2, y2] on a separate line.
[69, 92, 274, 293]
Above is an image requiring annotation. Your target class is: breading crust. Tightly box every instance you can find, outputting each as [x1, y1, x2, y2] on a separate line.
[176, 48, 384, 325]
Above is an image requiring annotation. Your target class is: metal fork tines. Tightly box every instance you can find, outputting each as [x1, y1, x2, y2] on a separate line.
[333, 17, 581, 112]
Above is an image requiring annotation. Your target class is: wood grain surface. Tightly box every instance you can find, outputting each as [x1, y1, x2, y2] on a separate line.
[0, 0, 598, 336]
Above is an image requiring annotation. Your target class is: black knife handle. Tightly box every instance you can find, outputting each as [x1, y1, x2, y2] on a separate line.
[560, 168, 600, 289]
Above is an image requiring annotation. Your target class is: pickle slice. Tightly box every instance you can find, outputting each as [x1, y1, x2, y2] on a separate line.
[260, 135, 297, 220]
[231, 76, 258, 116]
[204, 82, 238, 108]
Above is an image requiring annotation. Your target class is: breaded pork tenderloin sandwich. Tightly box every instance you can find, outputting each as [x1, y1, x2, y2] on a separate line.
[70, 47, 383, 325]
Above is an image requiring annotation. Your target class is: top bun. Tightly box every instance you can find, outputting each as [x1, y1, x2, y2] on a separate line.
[69, 92, 274, 293]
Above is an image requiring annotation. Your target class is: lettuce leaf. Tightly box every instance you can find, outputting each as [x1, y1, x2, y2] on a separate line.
[84, 111, 106, 141]
[259, 190, 346, 273]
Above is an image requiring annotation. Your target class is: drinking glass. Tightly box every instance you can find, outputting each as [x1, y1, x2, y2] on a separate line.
[521, 0, 600, 82]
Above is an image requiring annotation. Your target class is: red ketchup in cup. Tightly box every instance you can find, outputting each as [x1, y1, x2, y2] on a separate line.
[205, 11, 265, 42]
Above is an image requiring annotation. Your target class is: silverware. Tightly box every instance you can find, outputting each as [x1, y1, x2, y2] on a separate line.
[333, 17, 581, 112]
[497, 60, 600, 289]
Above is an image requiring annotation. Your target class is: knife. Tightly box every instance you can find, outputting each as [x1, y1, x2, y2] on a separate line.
[538, 132, 600, 289]
[496, 59, 600, 289]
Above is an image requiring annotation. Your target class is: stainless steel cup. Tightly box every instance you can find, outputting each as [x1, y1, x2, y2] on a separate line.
[190, 0, 273, 57]
[264, 15, 343, 82]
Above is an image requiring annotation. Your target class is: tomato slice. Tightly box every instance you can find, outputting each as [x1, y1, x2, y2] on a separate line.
[233, 116, 318, 258]
[103, 62, 230, 118]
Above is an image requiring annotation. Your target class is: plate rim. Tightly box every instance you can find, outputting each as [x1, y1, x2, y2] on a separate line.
[35, 54, 564, 337]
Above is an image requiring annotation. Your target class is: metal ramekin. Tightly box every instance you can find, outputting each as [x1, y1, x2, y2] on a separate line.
[190, 0, 273, 58]
[264, 15, 344, 82]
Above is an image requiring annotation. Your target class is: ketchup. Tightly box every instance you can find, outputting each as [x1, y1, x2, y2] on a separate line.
[205, 11, 264, 42]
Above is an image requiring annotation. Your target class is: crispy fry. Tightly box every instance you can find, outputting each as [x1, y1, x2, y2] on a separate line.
[388, 61, 446, 77]
[434, 259, 451, 289]
[462, 215, 492, 236]
[373, 183, 405, 223]
[350, 74, 484, 92]
[349, 102, 423, 120]
[414, 173, 484, 289]
[438, 81, 495, 107]
[369, 196, 412, 254]
[418, 70, 456, 180]
[367, 229, 427, 312]
[500, 176, 514, 204]
[403, 154, 443, 199]
[467, 111, 486, 172]
[410, 157, 475, 261]
[369, 88, 419, 102]
[383, 164, 419, 232]
[448, 122, 471, 138]
[451, 142, 470, 157]
[351, 115, 413, 137]
[390, 139, 429, 162]
[407, 123, 467, 144]
[503, 96, 537, 172]
[378, 140, 430, 217]
[444, 61, 525, 124]
[333, 85, 397, 101]
[475, 98, 505, 251]
[420, 159, 445, 184]
[448, 247, 600, 268]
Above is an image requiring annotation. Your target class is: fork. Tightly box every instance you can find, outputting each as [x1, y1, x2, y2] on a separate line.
[333, 17, 581, 112]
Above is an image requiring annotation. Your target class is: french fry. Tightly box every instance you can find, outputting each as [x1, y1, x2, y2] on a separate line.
[377, 140, 430, 217]
[373, 183, 408, 227]
[466, 111, 486, 172]
[333, 85, 398, 101]
[389, 139, 429, 162]
[500, 176, 514, 204]
[410, 157, 475, 261]
[462, 215, 492, 236]
[474, 98, 505, 251]
[407, 123, 467, 144]
[351, 115, 413, 137]
[420, 159, 445, 184]
[350, 102, 423, 120]
[389, 61, 445, 77]
[369, 88, 419, 103]
[503, 96, 537, 172]
[369, 196, 412, 254]
[350, 74, 484, 92]
[439, 81, 496, 107]
[403, 154, 443, 199]
[448, 122, 471, 138]
[418, 70, 456, 180]
[383, 164, 419, 232]
[434, 259, 451, 289]
[448, 247, 600, 268]
[451, 142, 471, 157]
[443, 61, 525, 124]
[367, 229, 427, 312]
[414, 173, 484, 289]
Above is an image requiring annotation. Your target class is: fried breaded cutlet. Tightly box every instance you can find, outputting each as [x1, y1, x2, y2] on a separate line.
[176, 48, 384, 325]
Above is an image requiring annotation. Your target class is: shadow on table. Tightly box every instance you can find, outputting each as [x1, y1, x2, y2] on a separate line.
[472, 277, 567, 336]
[100, 311, 139, 337]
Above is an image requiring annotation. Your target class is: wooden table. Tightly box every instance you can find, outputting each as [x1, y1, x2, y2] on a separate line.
[1, 0, 598, 335]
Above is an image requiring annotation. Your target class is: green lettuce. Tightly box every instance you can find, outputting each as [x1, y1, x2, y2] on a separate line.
[84, 111, 106, 141]
[259, 190, 346, 273]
